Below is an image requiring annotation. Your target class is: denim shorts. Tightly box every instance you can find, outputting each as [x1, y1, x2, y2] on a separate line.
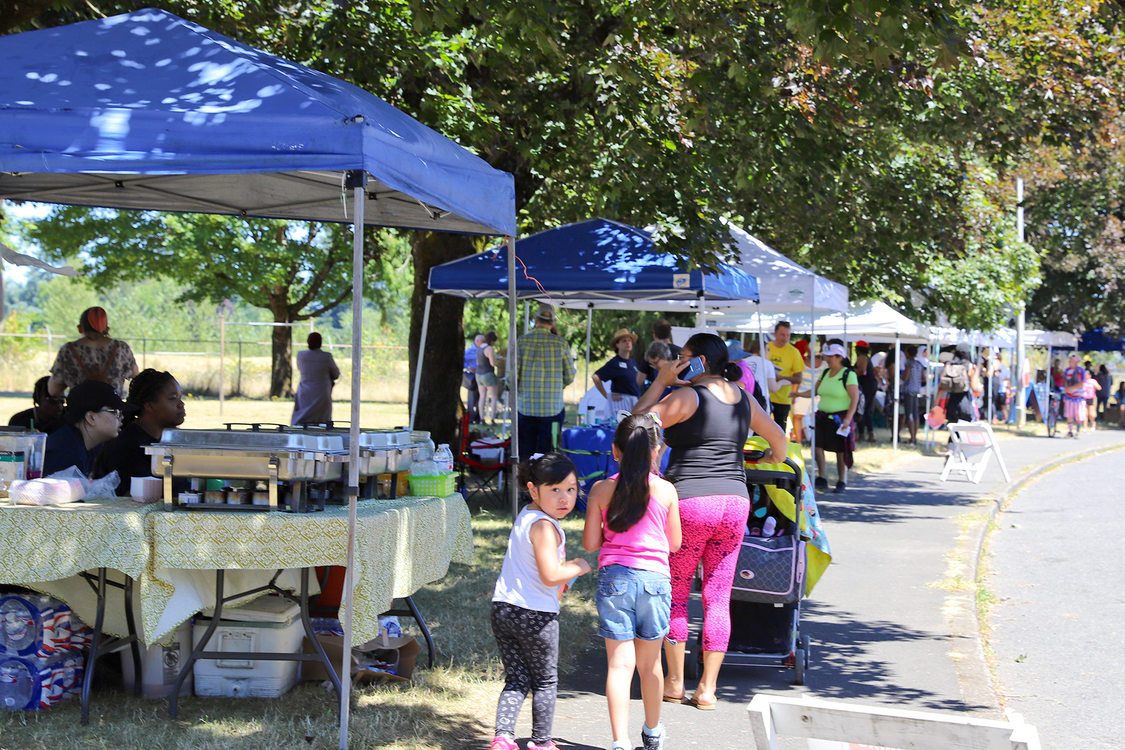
[596, 564, 672, 641]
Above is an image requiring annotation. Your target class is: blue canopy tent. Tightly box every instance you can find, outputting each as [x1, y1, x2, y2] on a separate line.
[0, 9, 515, 746]
[428, 218, 759, 303]
[1079, 329, 1125, 352]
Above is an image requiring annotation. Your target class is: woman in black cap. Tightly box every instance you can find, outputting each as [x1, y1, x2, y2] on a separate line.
[43, 379, 125, 475]
[95, 368, 186, 496]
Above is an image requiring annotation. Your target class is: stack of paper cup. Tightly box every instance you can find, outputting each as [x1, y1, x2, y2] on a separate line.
[130, 476, 163, 503]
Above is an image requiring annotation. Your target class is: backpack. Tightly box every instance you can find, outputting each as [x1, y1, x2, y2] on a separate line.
[940, 360, 969, 394]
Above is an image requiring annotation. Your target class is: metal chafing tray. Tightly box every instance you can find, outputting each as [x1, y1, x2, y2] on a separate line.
[224, 424, 417, 478]
[145, 428, 347, 512]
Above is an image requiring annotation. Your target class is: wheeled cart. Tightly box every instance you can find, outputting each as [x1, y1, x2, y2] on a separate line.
[686, 452, 811, 684]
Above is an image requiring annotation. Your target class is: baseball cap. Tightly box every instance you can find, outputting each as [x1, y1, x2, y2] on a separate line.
[855, 339, 869, 348]
[822, 343, 847, 358]
[63, 380, 126, 424]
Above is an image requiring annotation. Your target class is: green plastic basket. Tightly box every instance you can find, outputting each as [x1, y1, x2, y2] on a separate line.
[407, 473, 458, 497]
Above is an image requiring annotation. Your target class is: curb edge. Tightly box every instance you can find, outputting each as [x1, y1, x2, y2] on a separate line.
[952, 438, 1125, 714]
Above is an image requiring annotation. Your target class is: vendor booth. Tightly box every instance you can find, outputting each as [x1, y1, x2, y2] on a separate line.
[0, 9, 514, 746]
[426, 218, 760, 509]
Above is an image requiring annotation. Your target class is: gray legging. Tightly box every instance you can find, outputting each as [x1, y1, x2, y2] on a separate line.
[491, 601, 559, 744]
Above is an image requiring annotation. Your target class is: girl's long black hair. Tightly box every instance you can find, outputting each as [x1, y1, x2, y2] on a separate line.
[124, 368, 175, 425]
[606, 413, 662, 533]
[518, 451, 578, 491]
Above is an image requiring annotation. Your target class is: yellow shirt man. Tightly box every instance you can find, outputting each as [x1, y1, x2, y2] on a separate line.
[768, 337, 805, 406]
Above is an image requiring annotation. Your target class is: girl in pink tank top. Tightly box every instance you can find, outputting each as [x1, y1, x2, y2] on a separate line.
[582, 414, 682, 750]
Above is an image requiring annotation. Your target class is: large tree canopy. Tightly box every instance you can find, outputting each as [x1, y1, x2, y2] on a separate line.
[6, 0, 1125, 441]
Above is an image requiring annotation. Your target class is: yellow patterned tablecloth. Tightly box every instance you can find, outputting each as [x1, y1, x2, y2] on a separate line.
[0, 499, 167, 640]
[145, 495, 473, 643]
[0, 495, 474, 646]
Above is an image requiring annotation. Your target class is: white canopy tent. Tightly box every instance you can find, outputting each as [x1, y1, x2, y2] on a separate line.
[711, 300, 928, 450]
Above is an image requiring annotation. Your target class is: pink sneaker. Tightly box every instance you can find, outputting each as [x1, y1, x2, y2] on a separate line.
[526, 743, 559, 750]
[490, 738, 519, 750]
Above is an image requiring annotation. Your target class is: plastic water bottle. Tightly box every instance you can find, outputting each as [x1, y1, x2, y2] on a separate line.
[433, 444, 454, 474]
[0, 659, 34, 711]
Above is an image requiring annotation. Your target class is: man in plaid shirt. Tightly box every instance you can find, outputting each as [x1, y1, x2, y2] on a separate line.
[516, 303, 575, 460]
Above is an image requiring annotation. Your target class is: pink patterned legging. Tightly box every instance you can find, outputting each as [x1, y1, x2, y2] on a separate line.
[666, 493, 750, 651]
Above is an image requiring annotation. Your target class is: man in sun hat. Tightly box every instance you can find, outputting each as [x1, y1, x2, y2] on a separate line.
[592, 328, 643, 412]
[516, 303, 575, 459]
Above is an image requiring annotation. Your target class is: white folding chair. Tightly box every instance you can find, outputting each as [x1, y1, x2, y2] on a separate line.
[940, 421, 1011, 483]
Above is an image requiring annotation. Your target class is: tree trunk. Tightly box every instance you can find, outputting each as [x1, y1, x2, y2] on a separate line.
[270, 309, 294, 398]
[409, 232, 476, 446]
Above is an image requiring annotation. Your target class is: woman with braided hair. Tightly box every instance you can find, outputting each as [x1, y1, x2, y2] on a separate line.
[94, 368, 186, 496]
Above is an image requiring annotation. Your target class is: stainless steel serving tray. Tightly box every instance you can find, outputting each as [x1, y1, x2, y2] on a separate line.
[146, 429, 346, 482]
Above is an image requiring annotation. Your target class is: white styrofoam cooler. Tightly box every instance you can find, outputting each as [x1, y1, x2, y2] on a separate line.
[192, 596, 302, 699]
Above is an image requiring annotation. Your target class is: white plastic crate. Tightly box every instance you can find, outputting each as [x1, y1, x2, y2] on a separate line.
[192, 596, 302, 699]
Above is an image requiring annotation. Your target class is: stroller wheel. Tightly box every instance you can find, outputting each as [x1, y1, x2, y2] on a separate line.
[793, 634, 810, 685]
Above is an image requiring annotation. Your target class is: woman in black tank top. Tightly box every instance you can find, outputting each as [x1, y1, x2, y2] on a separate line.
[632, 333, 789, 710]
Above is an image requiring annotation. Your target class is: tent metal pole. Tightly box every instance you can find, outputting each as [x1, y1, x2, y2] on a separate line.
[585, 304, 592, 396]
[507, 237, 520, 520]
[219, 315, 225, 418]
[808, 302, 816, 494]
[408, 293, 432, 430]
[695, 290, 705, 328]
[1015, 177, 1027, 427]
[893, 335, 901, 451]
[756, 303, 770, 416]
[338, 172, 366, 750]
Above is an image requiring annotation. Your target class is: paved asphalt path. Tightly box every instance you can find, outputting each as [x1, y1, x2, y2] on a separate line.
[520, 428, 1125, 749]
[988, 448, 1125, 750]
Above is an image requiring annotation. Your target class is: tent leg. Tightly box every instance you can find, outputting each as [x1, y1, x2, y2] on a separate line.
[409, 294, 432, 430]
[893, 335, 901, 451]
[507, 237, 520, 520]
[585, 304, 592, 398]
[339, 174, 366, 750]
[757, 303, 770, 417]
[808, 309, 816, 497]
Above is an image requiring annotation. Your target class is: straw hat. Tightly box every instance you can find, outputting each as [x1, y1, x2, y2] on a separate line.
[611, 328, 638, 346]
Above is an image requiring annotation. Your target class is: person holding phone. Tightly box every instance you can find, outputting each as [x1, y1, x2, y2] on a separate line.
[632, 333, 788, 711]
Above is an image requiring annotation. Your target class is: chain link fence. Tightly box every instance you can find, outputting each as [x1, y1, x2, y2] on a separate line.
[0, 331, 410, 402]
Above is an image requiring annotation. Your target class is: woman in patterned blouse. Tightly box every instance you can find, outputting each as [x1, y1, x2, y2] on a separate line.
[47, 306, 139, 398]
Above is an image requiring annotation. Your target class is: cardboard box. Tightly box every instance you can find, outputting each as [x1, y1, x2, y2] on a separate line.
[302, 633, 419, 685]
